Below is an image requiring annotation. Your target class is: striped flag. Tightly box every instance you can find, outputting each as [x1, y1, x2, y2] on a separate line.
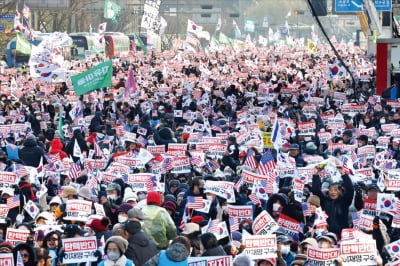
[244, 149, 258, 169]
[211, 121, 223, 133]
[302, 202, 311, 217]
[190, 156, 202, 166]
[94, 140, 106, 158]
[68, 160, 81, 180]
[229, 216, 239, 232]
[205, 159, 219, 172]
[206, 219, 220, 233]
[7, 194, 20, 209]
[248, 193, 261, 206]
[233, 177, 244, 192]
[258, 151, 276, 176]
[186, 196, 204, 209]
[179, 207, 190, 230]
[15, 163, 29, 178]
[161, 158, 173, 174]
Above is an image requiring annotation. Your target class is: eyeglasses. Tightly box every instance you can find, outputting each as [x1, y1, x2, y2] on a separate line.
[20, 253, 29, 258]
[47, 238, 59, 242]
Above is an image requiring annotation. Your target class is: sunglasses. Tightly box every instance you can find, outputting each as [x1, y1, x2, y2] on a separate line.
[20, 253, 29, 258]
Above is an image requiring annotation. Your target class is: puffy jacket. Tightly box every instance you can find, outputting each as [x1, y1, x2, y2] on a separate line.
[47, 139, 68, 160]
[19, 138, 47, 167]
[144, 243, 189, 266]
[311, 173, 354, 235]
[126, 230, 158, 266]
[141, 205, 177, 250]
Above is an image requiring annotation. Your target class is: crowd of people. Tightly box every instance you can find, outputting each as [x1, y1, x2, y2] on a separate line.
[0, 41, 397, 266]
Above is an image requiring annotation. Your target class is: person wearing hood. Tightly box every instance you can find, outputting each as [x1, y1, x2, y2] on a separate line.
[65, 128, 88, 162]
[19, 135, 48, 167]
[121, 220, 157, 266]
[47, 138, 68, 160]
[153, 127, 177, 147]
[89, 111, 105, 134]
[13, 242, 37, 266]
[266, 192, 303, 223]
[201, 232, 226, 256]
[98, 236, 134, 266]
[144, 236, 191, 266]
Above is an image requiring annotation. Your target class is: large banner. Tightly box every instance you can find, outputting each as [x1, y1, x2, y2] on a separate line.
[252, 210, 279, 235]
[188, 256, 232, 266]
[242, 235, 277, 259]
[72, 60, 112, 96]
[64, 200, 92, 222]
[141, 0, 161, 30]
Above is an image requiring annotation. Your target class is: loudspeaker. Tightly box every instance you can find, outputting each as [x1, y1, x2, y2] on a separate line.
[311, 0, 327, 16]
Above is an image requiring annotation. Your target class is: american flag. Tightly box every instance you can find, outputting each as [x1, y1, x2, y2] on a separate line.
[229, 216, 239, 232]
[244, 149, 258, 169]
[147, 175, 157, 191]
[205, 159, 219, 172]
[15, 164, 29, 178]
[186, 196, 204, 209]
[47, 153, 61, 163]
[342, 156, 354, 176]
[258, 151, 276, 176]
[350, 150, 358, 162]
[248, 193, 261, 206]
[190, 157, 202, 166]
[302, 202, 311, 217]
[94, 140, 106, 159]
[23, 4, 30, 19]
[161, 158, 173, 174]
[87, 177, 98, 189]
[211, 121, 223, 133]
[233, 177, 244, 192]
[179, 207, 190, 230]
[7, 194, 20, 209]
[114, 125, 124, 137]
[68, 160, 81, 180]
[206, 219, 220, 233]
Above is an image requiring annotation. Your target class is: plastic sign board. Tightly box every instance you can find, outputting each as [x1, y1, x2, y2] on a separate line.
[335, 0, 363, 12]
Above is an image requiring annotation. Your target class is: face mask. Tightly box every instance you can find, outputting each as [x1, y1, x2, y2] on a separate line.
[118, 215, 128, 223]
[107, 251, 120, 261]
[36, 116, 41, 120]
[207, 195, 214, 201]
[148, 140, 154, 145]
[380, 119, 386, 124]
[108, 194, 117, 201]
[62, 198, 68, 204]
[273, 203, 281, 212]
[281, 245, 290, 255]
[138, 193, 147, 201]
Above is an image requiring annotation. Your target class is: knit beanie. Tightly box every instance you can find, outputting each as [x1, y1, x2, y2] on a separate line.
[117, 203, 134, 214]
[105, 236, 129, 254]
[88, 217, 110, 234]
[162, 200, 177, 213]
[147, 191, 162, 206]
[307, 194, 320, 207]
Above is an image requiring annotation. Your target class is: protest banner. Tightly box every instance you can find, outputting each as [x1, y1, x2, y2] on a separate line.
[306, 247, 340, 265]
[227, 205, 253, 222]
[94, 203, 106, 216]
[252, 210, 279, 235]
[114, 156, 144, 168]
[147, 145, 166, 155]
[62, 236, 97, 264]
[72, 60, 112, 96]
[340, 240, 377, 265]
[293, 179, 304, 202]
[188, 255, 232, 266]
[298, 121, 316, 135]
[64, 200, 92, 222]
[6, 228, 30, 245]
[83, 159, 107, 172]
[204, 181, 236, 203]
[171, 157, 191, 174]
[242, 234, 277, 259]
[357, 145, 375, 159]
[277, 213, 302, 240]
[341, 228, 373, 241]
[0, 253, 13, 266]
[127, 173, 151, 192]
[0, 172, 17, 188]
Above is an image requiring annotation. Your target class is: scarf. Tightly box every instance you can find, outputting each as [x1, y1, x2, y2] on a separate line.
[104, 255, 128, 266]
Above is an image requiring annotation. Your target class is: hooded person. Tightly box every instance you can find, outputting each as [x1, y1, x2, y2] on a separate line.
[98, 236, 134, 266]
[141, 191, 177, 250]
[64, 128, 89, 162]
[153, 127, 177, 147]
[18, 135, 48, 167]
[144, 236, 191, 266]
[266, 193, 303, 222]
[121, 220, 157, 266]
[47, 138, 68, 160]
[89, 111, 105, 134]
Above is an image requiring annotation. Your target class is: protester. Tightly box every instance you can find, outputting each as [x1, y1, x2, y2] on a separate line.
[98, 236, 134, 266]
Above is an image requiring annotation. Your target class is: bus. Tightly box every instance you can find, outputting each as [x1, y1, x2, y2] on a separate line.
[69, 32, 105, 59]
[6, 33, 74, 68]
[103, 32, 130, 58]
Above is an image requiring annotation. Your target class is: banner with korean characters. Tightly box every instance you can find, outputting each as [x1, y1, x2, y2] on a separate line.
[0, 253, 13, 266]
[206, 144, 226, 159]
[306, 247, 340, 265]
[340, 240, 377, 265]
[242, 234, 277, 260]
[357, 145, 375, 159]
[94, 203, 106, 216]
[298, 121, 316, 136]
[385, 170, 400, 191]
[127, 173, 151, 192]
[302, 104, 317, 119]
[167, 143, 187, 157]
[64, 200, 92, 222]
[204, 181, 236, 203]
[277, 213, 303, 241]
[362, 199, 377, 217]
[381, 124, 399, 136]
[62, 236, 97, 264]
[341, 103, 366, 116]
[293, 179, 305, 202]
[114, 156, 144, 169]
[355, 211, 375, 231]
[147, 145, 166, 155]
[0, 204, 10, 219]
[376, 136, 391, 149]
[171, 157, 191, 174]
[83, 159, 107, 172]
[0, 171, 17, 188]
[341, 228, 374, 242]
[227, 205, 253, 222]
[252, 210, 279, 235]
[188, 255, 232, 266]
[6, 228, 30, 245]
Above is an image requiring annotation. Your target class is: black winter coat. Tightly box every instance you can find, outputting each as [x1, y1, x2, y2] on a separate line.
[311, 173, 354, 236]
[19, 138, 47, 167]
[126, 231, 158, 266]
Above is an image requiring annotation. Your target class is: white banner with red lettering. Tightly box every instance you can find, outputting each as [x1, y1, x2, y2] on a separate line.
[0, 172, 17, 188]
[0, 253, 14, 266]
[242, 234, 277, 259]
[252, 210, 279, 235]
[306, 247, 340, 265]
[64, 200, 92, 221]
[227, 205, 253, 222]
[6, 228, 30, 246]
[340, 240, 377, 265]
[188, 255, 232, 266]
[62, 236, 98, 264]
